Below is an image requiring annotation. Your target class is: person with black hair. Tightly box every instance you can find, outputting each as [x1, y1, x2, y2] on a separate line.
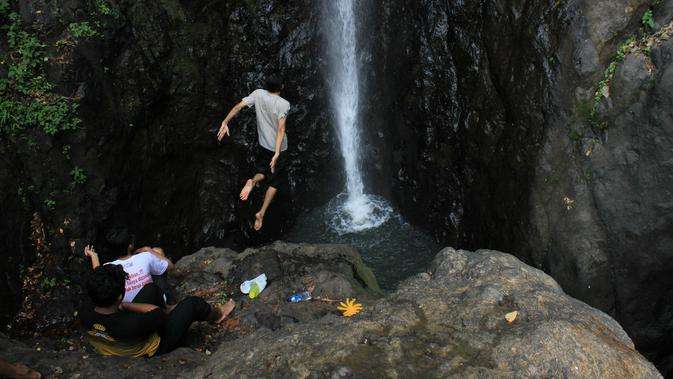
[79, 265, 235, 357]
[84, 235, 175, 305]
[217, 75, 291, 231]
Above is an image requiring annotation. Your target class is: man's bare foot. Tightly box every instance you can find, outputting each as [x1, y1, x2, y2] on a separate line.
[211, 299, 235, 324]
[240, 179, 255, 201]
[254, 211, 264, 231]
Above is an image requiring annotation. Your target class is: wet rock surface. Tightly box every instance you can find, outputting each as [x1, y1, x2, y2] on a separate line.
[0, 0, 340, 317]
[0, 244, 660, 378]
[172, 242, 382, 337]
[358, 1, 673, 373]
[525, 2, 673, 372]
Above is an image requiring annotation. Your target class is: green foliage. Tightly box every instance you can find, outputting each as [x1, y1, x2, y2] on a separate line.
[569, 129, 582, 141]
[643, 45, 652, 56]
[68, 21, 100, 38]
[642, 10, 655, 29]
[96, 0, 119, 18]
[40, 276, 58, 290]
[0, 12, 81, 136]
[44, 198, 56, 210]
[584, 6, 660, 134]
[62, 145, 71, 159]
[0, 96, 81, 136]
[615, 36, 636, 61]
[70, 166, 87, 185]
[40, 275, 71, 290]
[544, 175, 560, 186]
[0, 0, 8, 15]
[17, 185, 31, 207]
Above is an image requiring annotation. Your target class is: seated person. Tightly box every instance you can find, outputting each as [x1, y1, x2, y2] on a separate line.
[80, 265, 235, 357]
[84, 240, 174, 305]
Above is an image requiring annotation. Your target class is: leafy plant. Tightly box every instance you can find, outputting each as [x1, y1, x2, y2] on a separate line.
[642, 10, 655, 29]
[44, 199, 56, 210]
[615, 36, 636, 61]
[96, 0, 119, 18]
[544, 175, 560, 186]
[17, 185, 30, 207]
[40, 276, 58, 290]
[62, 145, 71, 159]
[1, 12, 81, 136]
[40, 275, 70, 290]
[70, 166, 87, 185]
[569, 129, 582, 141]
[68, 21, 100, 38]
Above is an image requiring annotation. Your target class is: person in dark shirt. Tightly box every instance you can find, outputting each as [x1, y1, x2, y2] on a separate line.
[80, 264, 235, 357]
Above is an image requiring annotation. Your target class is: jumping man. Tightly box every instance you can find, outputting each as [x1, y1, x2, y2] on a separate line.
[217, 76, 290, 231]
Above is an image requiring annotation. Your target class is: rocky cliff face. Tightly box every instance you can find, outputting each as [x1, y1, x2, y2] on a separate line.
[0, 244, 661, 378]
[359, 0, 673, 373]
[527, 2, 673, 372]
[0, 0, 339, 323]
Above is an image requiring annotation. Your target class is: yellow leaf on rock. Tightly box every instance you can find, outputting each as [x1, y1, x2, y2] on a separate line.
[337, 298, 363, 317]
[505, 311, 518, 323]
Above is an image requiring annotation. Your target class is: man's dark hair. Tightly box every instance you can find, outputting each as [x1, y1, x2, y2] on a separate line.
[265, 75, 283, 93]
[105, 228, 134, 256]
[86, 265, 128, 307]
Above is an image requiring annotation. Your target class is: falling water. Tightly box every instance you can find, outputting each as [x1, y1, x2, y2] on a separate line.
[324, 0, 391, 234]
[288, 0, 439, 288]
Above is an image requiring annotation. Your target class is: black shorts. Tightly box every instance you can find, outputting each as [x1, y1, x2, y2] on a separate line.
[254, 146, 286, 189]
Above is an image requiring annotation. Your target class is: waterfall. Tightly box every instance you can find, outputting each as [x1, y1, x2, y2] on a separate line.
[324, 0, 391, 234]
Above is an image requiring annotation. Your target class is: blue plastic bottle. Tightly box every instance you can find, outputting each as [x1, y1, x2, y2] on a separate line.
[288, 291, 312, 303]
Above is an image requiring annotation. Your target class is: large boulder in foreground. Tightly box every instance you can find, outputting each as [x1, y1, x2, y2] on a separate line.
[196, 247, 660, 378]
[0, 244, 660, 378]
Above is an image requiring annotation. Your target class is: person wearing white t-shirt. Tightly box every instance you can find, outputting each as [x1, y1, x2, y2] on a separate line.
[84, 244, 174, 304]
[217, 75, 291, 231]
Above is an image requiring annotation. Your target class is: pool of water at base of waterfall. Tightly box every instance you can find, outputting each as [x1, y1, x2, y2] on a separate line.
[286, 194, 440, 291]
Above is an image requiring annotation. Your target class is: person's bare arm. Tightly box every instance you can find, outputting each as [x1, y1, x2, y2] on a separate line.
[120, 302, 159, 313]
[218, 101, 247, 141]
[84, 245, 100, 269]
[149, 247, 174, 272]
[270, 117, 286, 173]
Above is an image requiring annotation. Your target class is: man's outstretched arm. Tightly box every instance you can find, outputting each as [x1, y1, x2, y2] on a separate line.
[218, 101, 247, 141]
[270, 117, 286, 173]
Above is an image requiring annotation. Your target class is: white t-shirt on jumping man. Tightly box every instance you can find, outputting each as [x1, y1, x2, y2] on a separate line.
[242, 89, 290, 152]
[105, 252, 169, 303]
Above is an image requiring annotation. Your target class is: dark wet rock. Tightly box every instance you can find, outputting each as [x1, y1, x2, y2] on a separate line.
[2, 245, 659, 378]
[0, 0, 340, 316]
[358, 1, 673, 373]
[1, 0, 340, 336]
[174, 242, 382, 335]
[525, 8, 673, 374]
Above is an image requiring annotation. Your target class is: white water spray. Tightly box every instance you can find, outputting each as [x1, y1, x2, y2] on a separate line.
[324, 0, 391, 234]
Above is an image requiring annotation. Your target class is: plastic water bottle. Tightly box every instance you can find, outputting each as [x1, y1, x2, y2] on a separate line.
[288, 291, 312, 303]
